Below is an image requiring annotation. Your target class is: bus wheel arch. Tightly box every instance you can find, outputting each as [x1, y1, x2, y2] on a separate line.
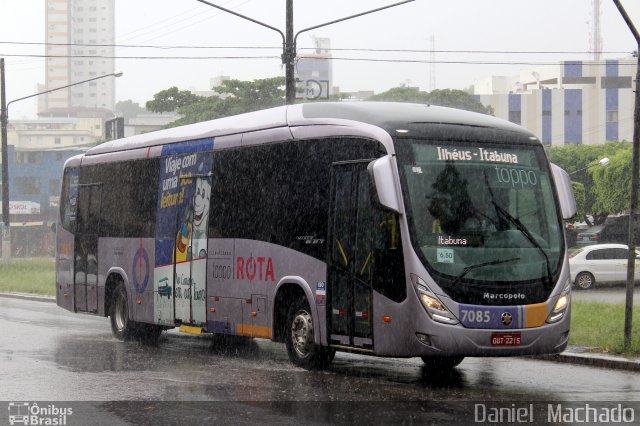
[273, 281, 309, 344]
[104, 271, 128, 318]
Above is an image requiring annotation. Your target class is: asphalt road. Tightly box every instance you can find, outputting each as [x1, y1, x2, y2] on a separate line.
[571, 286, 640, 303]
[1, 296, 639, 425]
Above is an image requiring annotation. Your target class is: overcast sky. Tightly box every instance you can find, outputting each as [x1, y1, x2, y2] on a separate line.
[1, 0, 639, 118]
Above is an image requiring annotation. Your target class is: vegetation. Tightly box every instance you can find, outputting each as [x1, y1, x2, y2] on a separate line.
[570, 301, 640, 355]
[369, 87, 494, 115]
[0, 258, 55, 296]
[146, 79, 494, 128]
[546, 141, 631, 225]
[146, 77, 286, 127]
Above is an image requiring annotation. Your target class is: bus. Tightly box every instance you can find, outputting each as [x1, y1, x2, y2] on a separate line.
[55, 102, 576, 370]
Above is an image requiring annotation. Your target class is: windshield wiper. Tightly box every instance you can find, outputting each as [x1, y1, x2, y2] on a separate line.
[451, 257, 520, 287]
[483, 172, 554, 287]
[492, 201, 553, 286]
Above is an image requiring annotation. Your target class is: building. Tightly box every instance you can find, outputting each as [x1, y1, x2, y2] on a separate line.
[42, 0, 116, 113]
[0, 145, 86, 256]
[122, 112, 180, 137]
[474, 57, 637, 145]
[295, 37, 335, 101]
[7, 113, 107, 149]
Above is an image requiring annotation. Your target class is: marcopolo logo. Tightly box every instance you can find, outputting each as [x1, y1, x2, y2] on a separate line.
[8, 402, 73, 425]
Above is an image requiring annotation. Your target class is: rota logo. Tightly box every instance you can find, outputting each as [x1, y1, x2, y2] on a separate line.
[236, 256, 275, 281]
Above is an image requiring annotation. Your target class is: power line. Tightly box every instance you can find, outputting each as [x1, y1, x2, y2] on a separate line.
[0, 41, 633, 56]
[0, 41, 278, 50]
[117, 0, 255, 45]
[1, 53, 638, 67]
[1, 53, 280, 60]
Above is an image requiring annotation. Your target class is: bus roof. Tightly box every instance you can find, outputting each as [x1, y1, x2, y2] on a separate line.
[86, 102, 537, 156]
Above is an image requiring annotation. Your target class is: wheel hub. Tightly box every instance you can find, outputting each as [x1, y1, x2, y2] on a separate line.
[115, 296, 127, 331]
[291, 310, 313, 357]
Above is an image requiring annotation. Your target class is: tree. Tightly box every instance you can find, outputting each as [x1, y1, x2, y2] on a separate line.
[547, 141, 630, 224]
[213, 77, 285, 114]
[368, 86, 429, 103]
[146, 87, 201, 113]
[369, 87, 493, 115]
[591, 145, 633, 214]
[146, 77, 286, 127]
[571, 180, 586, 222]
[425, 89, 493, 115]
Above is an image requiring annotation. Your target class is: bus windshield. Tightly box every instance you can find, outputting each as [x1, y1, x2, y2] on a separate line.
[397, 139, 563, 289]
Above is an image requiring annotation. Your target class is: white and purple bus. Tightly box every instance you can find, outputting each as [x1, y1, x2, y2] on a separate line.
[56, 102, 576, 369]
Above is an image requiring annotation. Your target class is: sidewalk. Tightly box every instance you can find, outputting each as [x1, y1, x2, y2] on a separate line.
[532, 345, 640, 372]
[2, 291, 640, 372]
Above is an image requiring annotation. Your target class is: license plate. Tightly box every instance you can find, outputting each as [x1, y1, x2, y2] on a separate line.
[491, 332, 522, 346]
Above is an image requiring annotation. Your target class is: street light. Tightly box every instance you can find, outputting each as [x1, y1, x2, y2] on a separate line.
[195, 0, 415, 104]
[0, 66, 122, 260]
[568, 157, 610, 175]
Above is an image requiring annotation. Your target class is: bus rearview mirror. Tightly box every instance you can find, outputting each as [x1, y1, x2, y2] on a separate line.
[550, 163, 577, 220]
[368, 156, 402, 214]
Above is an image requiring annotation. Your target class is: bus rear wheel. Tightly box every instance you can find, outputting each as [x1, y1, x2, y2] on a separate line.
[110, 283, 135, 341]
[285, 298, 333, 369]
[421, 355, 464, 370]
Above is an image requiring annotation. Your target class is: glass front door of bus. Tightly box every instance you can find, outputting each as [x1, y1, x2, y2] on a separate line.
[328, 162, 374, 350]
[74, 183, 101, 313]
[165, 153, 211, 327]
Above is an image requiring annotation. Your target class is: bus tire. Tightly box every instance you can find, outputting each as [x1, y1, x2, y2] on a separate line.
[135, 324, 163, 345]
[421, 355, 464, 370]
[285, 297, 332, 369]
[110, 283, 135, 341]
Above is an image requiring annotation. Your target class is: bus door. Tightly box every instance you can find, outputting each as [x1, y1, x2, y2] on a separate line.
[155, 144, 212, 328]
[328, 161, 374, 349]
[74, 183, 101, 313]
[171, 170, 211, 326]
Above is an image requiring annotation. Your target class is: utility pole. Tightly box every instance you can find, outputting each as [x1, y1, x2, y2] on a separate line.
[285, 0, 295, 104]
[196, 0, 415, 105]
[1, 58, 10, 261]
[612, 0, 639, 350]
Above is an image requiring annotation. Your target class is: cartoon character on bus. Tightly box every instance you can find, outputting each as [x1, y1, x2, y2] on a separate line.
[173, 174, 211, 262]
[174, 203, 193, 263]
[191, 175, 211, 259]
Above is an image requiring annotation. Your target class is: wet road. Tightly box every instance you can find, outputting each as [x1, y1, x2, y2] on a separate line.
[571, 286, 640, 304]
[1, 297, 639, 425]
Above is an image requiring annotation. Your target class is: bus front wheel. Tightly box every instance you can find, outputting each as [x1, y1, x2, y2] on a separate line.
[421, 355, 464, 370]
[110, 283, 134, 340]
[285, 298, 333, 369]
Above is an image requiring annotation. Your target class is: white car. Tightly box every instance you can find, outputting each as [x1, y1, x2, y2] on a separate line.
[569, 243, 640, 290]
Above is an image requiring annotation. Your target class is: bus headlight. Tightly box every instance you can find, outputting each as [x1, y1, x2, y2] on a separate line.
[411, 274, 459, 325]
[546, 279, 571, 324]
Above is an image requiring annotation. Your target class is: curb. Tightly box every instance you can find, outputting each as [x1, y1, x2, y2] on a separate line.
[531, 352, 640, 372]
[0, 292, 55, 303]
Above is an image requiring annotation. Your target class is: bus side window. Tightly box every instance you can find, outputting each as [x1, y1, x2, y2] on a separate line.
[60, 167, 79, 232]
[373, 210, 406, 302]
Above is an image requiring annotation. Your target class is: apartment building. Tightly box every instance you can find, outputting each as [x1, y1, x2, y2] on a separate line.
[474, 58, 637, 145]
[42, 0, 115, 113]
